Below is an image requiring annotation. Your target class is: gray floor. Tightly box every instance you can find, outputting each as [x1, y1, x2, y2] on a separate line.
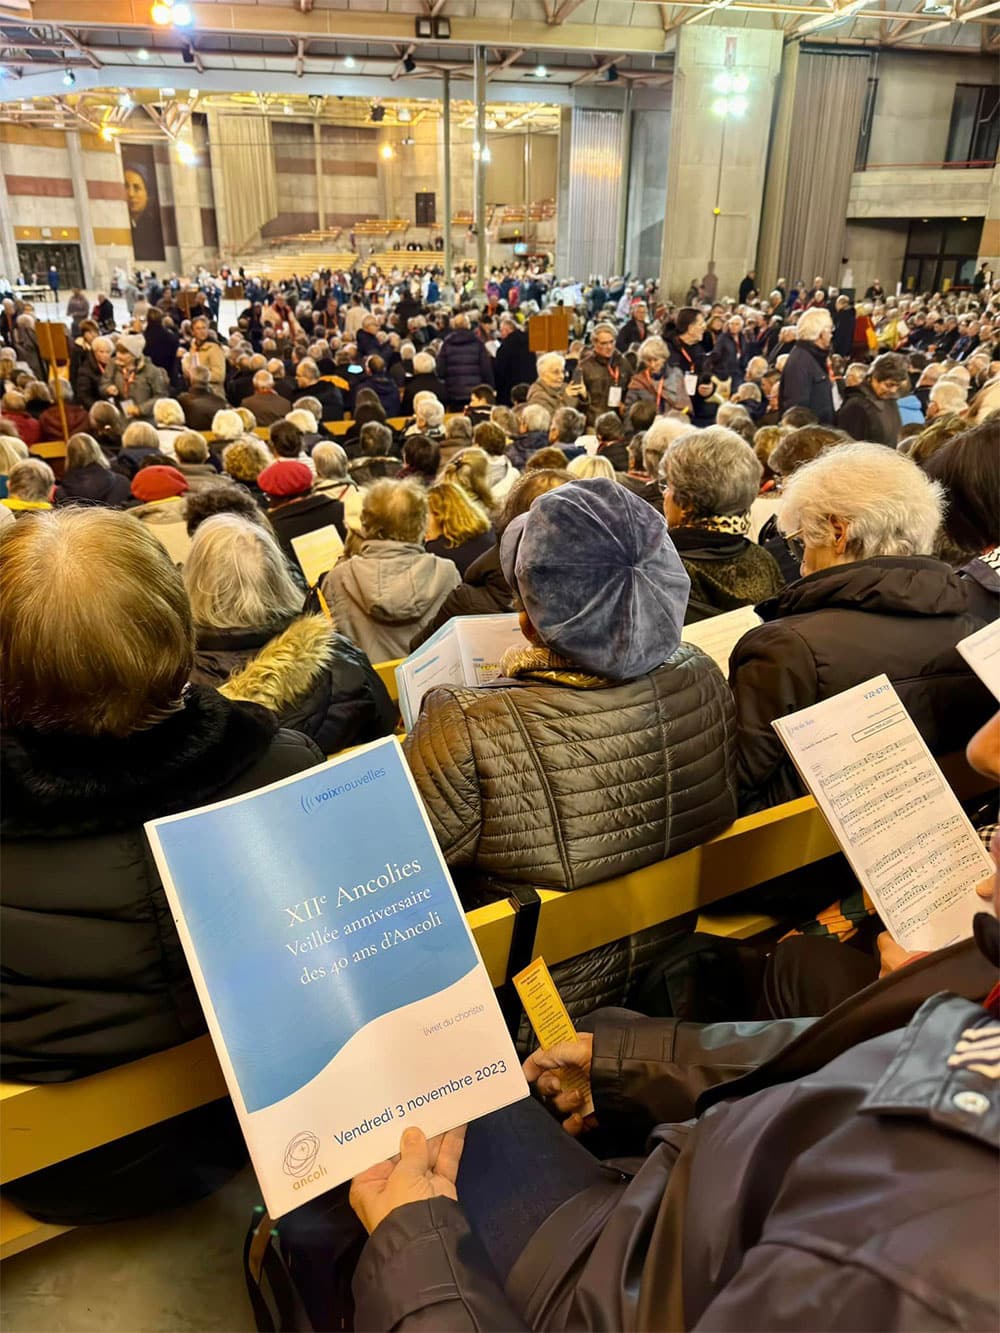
[3, 1167, 261, 1333]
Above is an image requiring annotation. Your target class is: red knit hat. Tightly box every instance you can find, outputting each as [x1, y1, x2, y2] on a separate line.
[258, 459, 312, 498]
[131, 466, 189, 502]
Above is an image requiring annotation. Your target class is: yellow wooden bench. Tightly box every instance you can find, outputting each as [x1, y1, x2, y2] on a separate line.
[0, 796, 835, 1257]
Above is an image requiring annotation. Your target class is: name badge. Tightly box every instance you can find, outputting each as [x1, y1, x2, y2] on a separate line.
[607, 385, 622, 408]
[684, 373, 698, 396]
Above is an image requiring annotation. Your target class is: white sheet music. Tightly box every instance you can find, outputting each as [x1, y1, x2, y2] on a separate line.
[773, 675, 993, 952]
[957, 620, 1000, 702]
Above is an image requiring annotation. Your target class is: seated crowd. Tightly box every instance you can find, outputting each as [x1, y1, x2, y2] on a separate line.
[1, 266, 998, 1330]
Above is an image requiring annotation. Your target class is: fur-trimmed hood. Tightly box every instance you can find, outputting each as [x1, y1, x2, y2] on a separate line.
[191, 615, 398, 755]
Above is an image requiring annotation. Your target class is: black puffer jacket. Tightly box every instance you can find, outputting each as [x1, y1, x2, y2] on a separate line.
[1, 687, 323, 1083]
[409, 545, 512, 650]
[730, 556, 994, 811]
[190, 614, 397, 754]
[436, 328, 494, 406]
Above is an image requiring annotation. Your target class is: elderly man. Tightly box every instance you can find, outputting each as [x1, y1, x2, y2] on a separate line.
[708, 314, 748, 389]
[615, 300, 648, 353]
[177, 364, 228, 431]
[292, 356, 343, 423]
[926, 378, 969, 422]
[572, 322, 630, 426]
[493, 315, 537, 407]
[778, 308, 835, 424]
[240, 369, 292, 427]
[436, 313, 494, 410]
[182, 315, 225, 393]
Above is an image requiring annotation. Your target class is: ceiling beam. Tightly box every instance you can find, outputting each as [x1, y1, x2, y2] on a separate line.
[572, 54, 621, 83]
[55, 24, 100, 68]
[549, 0, 587, 21]
[487, 47, 525, 78]
[391, 42, 415, 80]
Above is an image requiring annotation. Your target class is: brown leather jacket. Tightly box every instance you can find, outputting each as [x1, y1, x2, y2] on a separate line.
[353, 939, 999, 1330]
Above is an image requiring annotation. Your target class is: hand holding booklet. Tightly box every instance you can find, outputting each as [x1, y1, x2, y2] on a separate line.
[772, 676, 993, 953]
[395, 613, 528, 730]
[145, 737, 526, 1218]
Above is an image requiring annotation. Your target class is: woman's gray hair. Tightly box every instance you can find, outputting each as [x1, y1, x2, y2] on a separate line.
[8, 458, 54, 501]
[536, 352, 565, 377]
[445, 415, 473, 443]
[520, 403, 551, 433]
[779, 441, 943, 560]
[661, 427, 762, 518]
[313, 441, 349, 480]
[211, 408, 244, 441]
[175, 430, 209, 463]
[361, 478, 428, 544]
[184, 514, 302, 629]
[413, 351, 435, 375]
[66, 432, 110, 470]
[122, 420, 159, 450]
[0, 437, 29, 473]
[418, 398, 445, 428]
[636, 336, 669, 368]
[795, 308, 833, 342]
[153, 397, 185, 427]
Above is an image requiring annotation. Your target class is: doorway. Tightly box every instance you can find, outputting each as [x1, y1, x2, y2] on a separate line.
[15, 242, 85, 289]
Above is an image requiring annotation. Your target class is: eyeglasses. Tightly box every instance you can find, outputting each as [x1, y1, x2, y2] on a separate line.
[782, 529, 805, 564]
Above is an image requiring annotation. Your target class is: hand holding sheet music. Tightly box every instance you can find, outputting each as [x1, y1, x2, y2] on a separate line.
[773, 676, 993, 953]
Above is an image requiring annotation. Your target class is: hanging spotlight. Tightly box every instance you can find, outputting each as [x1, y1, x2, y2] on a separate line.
[605, 65, 619, 82]
[398, 105, 412, 121]
[172, 1, 193, 25]
[534, 64, 548, 78]
[728, 95, 748, 116]
[370, 103, 385, 122]
[713, 72, 732, 93]
[62, 68, 76, 87]
[402, 54, 416, 73]
[137, 47, 150, 60]
[380, 143, 394, 159]
[343, 55, 356, 69]
[151, 1, 172, 24]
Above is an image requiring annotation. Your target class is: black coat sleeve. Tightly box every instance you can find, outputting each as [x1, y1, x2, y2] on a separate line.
[728, 622, 819, 811]
[587, 1007, 813, 1151]
[352, 1199, 526, 1331]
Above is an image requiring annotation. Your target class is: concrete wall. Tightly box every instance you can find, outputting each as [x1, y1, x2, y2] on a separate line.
[660, 26, 784, 302]
[0, 124, 133, 290]
[864, 51, 998, 168]
[843, 221, 909, 296]
[847, 165, 992, 221]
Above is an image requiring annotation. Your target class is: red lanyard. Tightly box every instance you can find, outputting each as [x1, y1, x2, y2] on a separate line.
[679, 345, 695, 368]
[609, 365, 620, 384]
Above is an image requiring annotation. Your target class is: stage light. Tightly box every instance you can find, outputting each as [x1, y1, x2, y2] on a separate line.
[151, 1, 172, 24]
[398, 106, 412, 121]
[343, 55, 356, 69]
[534, 64, 548, 77]
[119, 91, 134, 108]
[137, 47, 150, 60]
[62, 69, 76, 87]
[100, 124, 115, 141]
[713, 72, 732, 93]
[606, 65, 619, 82]
[176, 138, 196, 165]
[403, 54, 416, 73]
[380, 143, 394, 159]
[172, 1, 193, 25]
[370, 103, 385, 122]
[711, 96, 728, 116]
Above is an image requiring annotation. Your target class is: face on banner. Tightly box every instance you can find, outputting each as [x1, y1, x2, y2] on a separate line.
[120, 143, 166, 263]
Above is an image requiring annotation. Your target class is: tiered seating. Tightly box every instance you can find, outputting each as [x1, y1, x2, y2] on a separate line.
[368, 250, 460, 272]
[352, 218, 410, 237]
[250, 252, 359, 279]
[0, 793, 834, 1258]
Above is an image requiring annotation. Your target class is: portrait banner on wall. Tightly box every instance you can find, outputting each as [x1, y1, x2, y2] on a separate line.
[121, 143, 166, 263]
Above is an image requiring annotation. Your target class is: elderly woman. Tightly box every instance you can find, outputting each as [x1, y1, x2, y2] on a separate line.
[153, 396, 187, 456]
[624, 336, 683, 414]
[526, 352, 586, 417]
[211, 408, 245, 447]
[567, 453, 616, 480]
[14, 313, 46, 381]
[424, 480, 495, 576]
[440, 445, 495, 514]
[404, 477, 735, 1015]
[659, 426, 784, 620]
[100, 334, 169, 419]
[1, 507, 321, 1225]
[401, 350, 447, 414]
[397, 433, 441, 489]
[730, 442, 994, 811]
[222, 435, 272, 507]
[0, 436, 29, 499]
[778, 308, 835, 424]
[1, 459, 54, 516]
[53, 432, 132, 508]
[1, 390, 40, 445]
[173, 431, 225, 492]
[185, 515, 396, 755]
[321, 479, 461, 661]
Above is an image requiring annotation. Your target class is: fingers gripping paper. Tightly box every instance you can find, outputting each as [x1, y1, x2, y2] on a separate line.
[772, 676, 993, 953]
[514, 958, 594, 1116]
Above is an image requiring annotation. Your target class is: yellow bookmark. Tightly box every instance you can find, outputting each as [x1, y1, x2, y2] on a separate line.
[513, 957, 595, 1115]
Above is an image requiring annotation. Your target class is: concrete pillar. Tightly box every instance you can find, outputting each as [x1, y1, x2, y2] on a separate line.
[473, 46, 488, 292]
[756, 42, 799, 296]
[442, 70, 453, 282]
[314, 122, 326, 232]
[0, 144, 19, 282]
[980, 162, 1000, 273]
[65, 131, 101, 290]
[614, 83, 634, 277]
[658, 27, 783, 303]
[169, 148, 205, 273]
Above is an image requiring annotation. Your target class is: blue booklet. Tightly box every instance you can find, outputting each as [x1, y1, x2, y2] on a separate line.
[145, 736, 526, 1217]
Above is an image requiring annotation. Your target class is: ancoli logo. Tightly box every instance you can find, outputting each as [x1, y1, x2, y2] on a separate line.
[283, 1131, 326, 1190]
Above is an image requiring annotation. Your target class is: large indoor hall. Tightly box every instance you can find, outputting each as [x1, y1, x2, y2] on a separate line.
[0, 0, 998, 1329]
